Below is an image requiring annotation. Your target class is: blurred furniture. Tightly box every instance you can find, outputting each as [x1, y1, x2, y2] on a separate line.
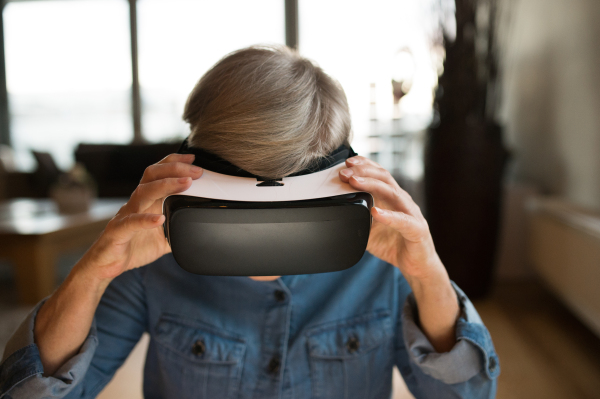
[0, 149, 63, 199]
[0, 198, 125, 304]
[75, 142, 181, 197]
[0, 146, 38, 199]
[528, 196, 600, 337]
[31, 150, 63, 196]
[0, 170, 38, 199]
[1, 142, 181, 199]
[425, 0, 507, 299]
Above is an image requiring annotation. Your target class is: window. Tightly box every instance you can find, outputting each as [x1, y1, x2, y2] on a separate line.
[137, 0, 285, 142]
[299, 0, 439, 173]
[3, 0, 444, 175]
[4, 0, 132, 170]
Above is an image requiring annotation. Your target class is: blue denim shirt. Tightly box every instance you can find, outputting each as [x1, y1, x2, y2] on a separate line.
[0, 252, 499, 398]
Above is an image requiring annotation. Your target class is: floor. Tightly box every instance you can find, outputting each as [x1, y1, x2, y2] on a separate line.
[474, 281, 600, 399]
[2, 276, 600, 398]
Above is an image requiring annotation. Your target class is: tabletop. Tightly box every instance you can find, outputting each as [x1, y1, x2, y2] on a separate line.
[0, 198, 127, 236]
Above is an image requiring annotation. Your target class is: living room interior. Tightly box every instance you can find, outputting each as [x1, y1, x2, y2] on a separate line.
[1, 1, 600, 398]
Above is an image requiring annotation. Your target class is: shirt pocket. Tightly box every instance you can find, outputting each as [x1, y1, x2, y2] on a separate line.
[153, 313, 247, 399]
[306, 310, 394, 399]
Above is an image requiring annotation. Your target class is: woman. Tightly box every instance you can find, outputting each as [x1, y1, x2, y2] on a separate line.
[0, 46, 499, 399]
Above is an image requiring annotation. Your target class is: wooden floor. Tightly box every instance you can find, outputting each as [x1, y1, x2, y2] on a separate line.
[473, 280, 600, 399]
[97, 279, 600, 399]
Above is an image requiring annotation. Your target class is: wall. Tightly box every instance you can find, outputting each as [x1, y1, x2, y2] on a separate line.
[501, 0, 600, 211]
[494, 0, 600, 279]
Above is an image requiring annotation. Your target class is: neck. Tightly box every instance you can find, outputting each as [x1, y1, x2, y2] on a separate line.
[248, 276, 280, 281]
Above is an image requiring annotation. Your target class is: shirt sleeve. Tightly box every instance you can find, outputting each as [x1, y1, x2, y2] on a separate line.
[0, 267, 148, 399]
[395, 280, 499, 398]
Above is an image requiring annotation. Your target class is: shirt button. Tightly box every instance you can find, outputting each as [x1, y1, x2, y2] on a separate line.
[192, 340, 205, 356]
[346, 336, 360, 354]
[274, 290, 286, 302]
[489, 356, 498, 372]
[267, 357, 281, 374]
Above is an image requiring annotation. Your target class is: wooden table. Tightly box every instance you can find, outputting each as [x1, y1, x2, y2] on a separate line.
[0, 198, 126, 304]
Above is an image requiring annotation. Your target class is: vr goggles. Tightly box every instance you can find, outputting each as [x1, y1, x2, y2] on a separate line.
[163, 139, 373, 276]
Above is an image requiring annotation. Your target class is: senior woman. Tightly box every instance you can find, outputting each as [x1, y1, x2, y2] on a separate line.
[0, 46, 499, 399]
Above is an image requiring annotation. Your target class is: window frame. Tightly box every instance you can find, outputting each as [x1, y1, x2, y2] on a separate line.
[0, 0, 298, 147]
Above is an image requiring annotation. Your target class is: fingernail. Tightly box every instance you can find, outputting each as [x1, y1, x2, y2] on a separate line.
[153, 214, 163, 222]
[178, 177, 191, 184]
[374, 207, 388, 216]
[347, 157, 360, 165]
[191, 165, 202, 173]
[352, 176, 364, 183]
[340, 168, 354, 177]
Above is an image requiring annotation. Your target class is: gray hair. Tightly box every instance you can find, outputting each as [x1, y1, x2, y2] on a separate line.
[183, 45, 352, 179]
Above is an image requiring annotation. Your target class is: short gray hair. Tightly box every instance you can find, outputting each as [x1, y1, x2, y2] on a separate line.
[183, 45, 352, 179]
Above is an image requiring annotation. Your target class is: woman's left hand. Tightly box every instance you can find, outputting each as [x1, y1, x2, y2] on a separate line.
[339, 156, 445, 283]
[339, 155, 460, 352]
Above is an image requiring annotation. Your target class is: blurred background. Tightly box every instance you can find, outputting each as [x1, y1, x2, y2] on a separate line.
[1, 0, 599, 398]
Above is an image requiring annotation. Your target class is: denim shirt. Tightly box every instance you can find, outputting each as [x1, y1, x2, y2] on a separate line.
[0, 252, 499, 399]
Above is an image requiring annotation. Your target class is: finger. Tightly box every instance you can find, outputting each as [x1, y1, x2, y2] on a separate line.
[341, 161, 422, 217]
[372, 207, 425, 243]
[140, 161, 203, 184]
[130, 177, 193, 212]
[110, 213, 165, 242]
[346, 155, 383, 169]
[339, 164, 396, 186]
[346, 174, 421, 216]
[346, 174, 409, 212]
[157, 153, 195, 165]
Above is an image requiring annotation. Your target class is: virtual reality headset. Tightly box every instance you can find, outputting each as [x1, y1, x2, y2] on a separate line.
[163, 139, 373, 276]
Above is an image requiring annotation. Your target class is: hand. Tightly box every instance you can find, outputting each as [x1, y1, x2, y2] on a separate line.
[339, 156, 459, 352]
[78, 153, 203, 283]
[338, 156, 444, 282]
[35, 153, 203, 376]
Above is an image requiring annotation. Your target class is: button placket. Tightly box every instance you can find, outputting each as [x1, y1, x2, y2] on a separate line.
[252, 282, 292, 396]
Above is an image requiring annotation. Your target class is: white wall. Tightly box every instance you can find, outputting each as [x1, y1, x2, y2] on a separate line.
[495, 0, 600, 279]
[501, 0, 600, 211]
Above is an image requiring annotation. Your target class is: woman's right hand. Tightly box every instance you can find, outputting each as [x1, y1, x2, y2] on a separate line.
[34, 153, 203, 376]
[78, 153, 203, 283]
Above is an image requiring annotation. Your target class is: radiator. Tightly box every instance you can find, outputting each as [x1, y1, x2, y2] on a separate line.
[528, 197, 600, 336]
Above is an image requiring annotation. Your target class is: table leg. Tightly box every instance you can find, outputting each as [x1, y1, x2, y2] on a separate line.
[11, 237, 57, 305]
